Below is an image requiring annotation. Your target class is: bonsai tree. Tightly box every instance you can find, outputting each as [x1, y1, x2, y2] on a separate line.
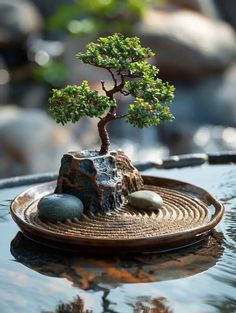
[49, 33, 175, 155]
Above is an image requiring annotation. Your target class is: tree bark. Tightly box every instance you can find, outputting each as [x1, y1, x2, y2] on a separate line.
[98, 72, 126, 154]
[98, 118, 110, 155]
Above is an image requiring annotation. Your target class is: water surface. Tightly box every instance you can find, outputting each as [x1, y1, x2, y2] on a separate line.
[0, 164, 235, 313]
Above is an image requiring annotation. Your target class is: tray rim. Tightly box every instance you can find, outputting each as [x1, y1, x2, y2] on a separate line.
[10, 175, 225, 251]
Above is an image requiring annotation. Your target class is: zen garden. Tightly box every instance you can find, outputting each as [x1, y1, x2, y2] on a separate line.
[0, 3, 235, 310]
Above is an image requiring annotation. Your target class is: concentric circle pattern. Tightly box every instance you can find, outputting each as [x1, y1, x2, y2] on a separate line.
[23, 185, 209, 240]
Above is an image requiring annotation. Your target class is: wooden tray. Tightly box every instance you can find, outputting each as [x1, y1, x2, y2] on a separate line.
[10, 176, 224, 254]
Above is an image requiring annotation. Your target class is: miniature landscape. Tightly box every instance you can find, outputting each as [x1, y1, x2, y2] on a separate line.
[38, 33, 174, 218]
[0, 1, 235, 312]
[10, 35, 224, 255]
[1, 1, 236, 179]
[1, 162, 236, 312]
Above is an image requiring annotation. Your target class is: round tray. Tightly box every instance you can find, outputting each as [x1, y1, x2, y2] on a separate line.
[10, 175, 224, 253]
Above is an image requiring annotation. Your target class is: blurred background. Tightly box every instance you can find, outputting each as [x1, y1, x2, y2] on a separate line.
[0, 0, 236, 178]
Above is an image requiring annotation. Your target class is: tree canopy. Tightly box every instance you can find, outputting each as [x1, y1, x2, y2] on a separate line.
[49, 33, 175, 154]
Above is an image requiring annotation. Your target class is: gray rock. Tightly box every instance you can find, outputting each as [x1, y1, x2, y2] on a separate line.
[215, 0, 236, 29]
[67, 116, 100, 150]
[56, 150, 144, 213]
[128, 190, 163, 211]
[161, 122, 236, 155]
[137, 9, 236, 78]
[158, 61, 236, 155]
[108, 95, 167, 163]
[31, 0, 74, 18]
[168, 0, 220, 18]
[0, 106, 78, 178]
[0, 57, 9, 104]
[0, 0, 43, 48]
[11, 81, 51, 108]
[38, 193, 84, 222]
[208, 152, 236, 164]
[170, 63, 236, 127]
[134, 161, 161, 171]
[162, 153, 208, 168]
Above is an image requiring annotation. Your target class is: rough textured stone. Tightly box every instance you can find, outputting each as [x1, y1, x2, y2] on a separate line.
[55, 150, 144, 213]
[38, 193, 84, 222]
[128, 190, 163, 211]
[137, 9, 236, 79]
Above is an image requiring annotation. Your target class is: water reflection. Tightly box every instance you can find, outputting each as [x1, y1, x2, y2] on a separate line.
[206, 296, 236, 313]
[41, 295, 172, 313]
[41, 296, 91, 313]
[135, 296, 172, 313]
[1, 165, 236, 312]
[11, 231, 224, 290]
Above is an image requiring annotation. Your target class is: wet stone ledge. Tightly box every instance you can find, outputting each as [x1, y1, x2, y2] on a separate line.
[135, 151, 236, 170]
[161, 153, 208, 169]
[0, 151, 236, 189]
[208, 152, 236, 164]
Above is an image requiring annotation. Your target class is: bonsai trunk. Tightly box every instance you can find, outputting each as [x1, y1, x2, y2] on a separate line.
[98, 75, 125, 155]
[98, 118, 110, 155]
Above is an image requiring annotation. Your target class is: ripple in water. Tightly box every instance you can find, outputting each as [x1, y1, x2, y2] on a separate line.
[0, 165, 235, 313]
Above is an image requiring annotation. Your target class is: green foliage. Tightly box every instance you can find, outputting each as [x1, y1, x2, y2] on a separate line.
[76, 33, 154, 73]
[127, 98, 173, 128]
[125, 78, 175, 127]
[49, 81, 115, 125]
[47, 0, 162, 36]
[49, 33, 175, 133]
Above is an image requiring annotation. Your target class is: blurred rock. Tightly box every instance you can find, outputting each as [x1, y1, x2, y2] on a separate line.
[162, 153, 208, 168]
[112, 139, 167, 166]
[10, 80, 50, 108]
[0, 57, 9, 103]
[215, 0, 236, 29]
[192, 125, 236, 153]
[167, 0, 219, 18]
[138, 9, 236, 79]
[0, 0, 43, 49]
[172, 63, 236, 126]
[168, 0, 203, 10]
[31, 0, 74, 18]
[109, 94, 161, 148]
[67, 116, 100, 150]
[0, 106, 78, 178]
[64, 36, 101, 85]
[208, 151, 236, 164]
[160, 122, 236, 155]
[159, 63, 236, 154]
